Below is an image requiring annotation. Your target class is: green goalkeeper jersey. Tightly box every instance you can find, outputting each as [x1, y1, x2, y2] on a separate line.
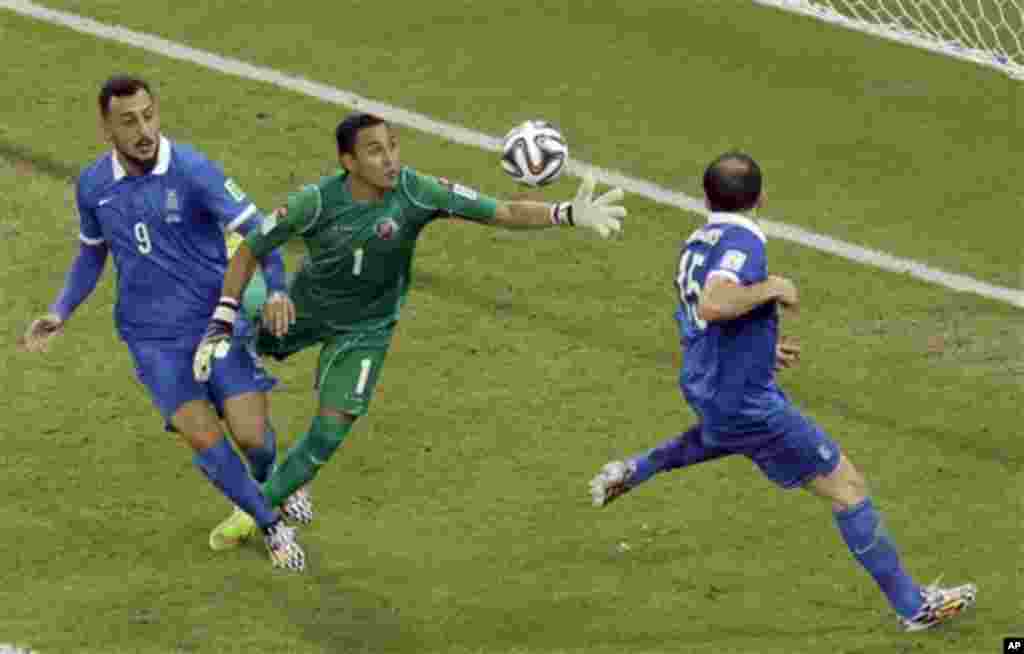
[246, 166, 498, 338]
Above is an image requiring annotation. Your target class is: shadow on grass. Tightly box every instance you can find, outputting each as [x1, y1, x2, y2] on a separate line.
[264, 565, 418, 653]
[0, 138, 80, 181]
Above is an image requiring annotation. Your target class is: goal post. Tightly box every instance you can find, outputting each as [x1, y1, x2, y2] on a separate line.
[750, 0, 1024, 79]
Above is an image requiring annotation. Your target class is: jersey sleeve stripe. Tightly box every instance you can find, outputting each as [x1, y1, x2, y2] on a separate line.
[401, 171, 437, 212]
[297, 185, 324, 235]
[79, 232, 105, 246]
[224, 204, 257, 232]
[707, 269, 741, 285]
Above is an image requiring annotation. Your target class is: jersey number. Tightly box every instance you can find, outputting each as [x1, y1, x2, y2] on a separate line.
[677, 250, 707, 330]
[352, 247, 365, 276]
[355, 357, 373, 395]
[133, 222, 152, 254]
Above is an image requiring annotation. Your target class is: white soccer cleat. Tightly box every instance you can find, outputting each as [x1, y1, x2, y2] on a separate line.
[589, 460, 637, 507]
[281, 486, 314, 526]
[899, 578, 977, 632]
[264, 521, 306, 572]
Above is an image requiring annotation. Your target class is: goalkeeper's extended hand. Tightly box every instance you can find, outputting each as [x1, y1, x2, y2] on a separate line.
[193, 297, 239, 382]
[552, 172, 627, 238]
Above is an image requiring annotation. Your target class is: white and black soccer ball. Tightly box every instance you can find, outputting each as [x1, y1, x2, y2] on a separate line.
[500, 120, 568, 187]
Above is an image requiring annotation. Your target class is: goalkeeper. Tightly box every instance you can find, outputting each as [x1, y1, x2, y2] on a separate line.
[194, 112, 627, 551]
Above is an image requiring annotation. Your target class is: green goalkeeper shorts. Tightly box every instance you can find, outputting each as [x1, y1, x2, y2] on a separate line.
[246, 287, 394, 415]
[314, 328, 393, 416]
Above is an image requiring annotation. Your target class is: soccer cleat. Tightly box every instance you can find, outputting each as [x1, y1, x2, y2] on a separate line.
[208, 506, 257, 551]
[281, 486, 314, 526]
[589, 460, 638, 507]
[264, 520, 306, 572]
[899, 578, 977, 632]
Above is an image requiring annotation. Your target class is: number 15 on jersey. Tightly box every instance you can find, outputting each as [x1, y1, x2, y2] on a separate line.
[677, 250, 707, 331]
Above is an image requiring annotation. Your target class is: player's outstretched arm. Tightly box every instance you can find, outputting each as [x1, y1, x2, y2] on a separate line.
[489, 173, 627, 238]
[21, 242, 108, 352]
[698, 274, 796, 323]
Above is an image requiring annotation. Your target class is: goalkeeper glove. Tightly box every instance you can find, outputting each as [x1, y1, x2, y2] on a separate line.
[551, 172, 627, 238]
[193, 297, 239, 382]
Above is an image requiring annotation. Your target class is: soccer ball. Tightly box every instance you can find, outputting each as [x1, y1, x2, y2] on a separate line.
[500, 120, 568, 187]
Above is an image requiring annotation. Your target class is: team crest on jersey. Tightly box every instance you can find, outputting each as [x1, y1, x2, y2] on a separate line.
[375, 217, 400, 240]
[165, 189, 182, 223]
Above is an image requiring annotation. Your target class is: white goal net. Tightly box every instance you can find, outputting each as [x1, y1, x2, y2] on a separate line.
[751, 0, 1024, 79]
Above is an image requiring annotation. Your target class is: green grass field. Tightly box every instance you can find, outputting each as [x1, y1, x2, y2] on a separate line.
[1, 2, 1021, 653]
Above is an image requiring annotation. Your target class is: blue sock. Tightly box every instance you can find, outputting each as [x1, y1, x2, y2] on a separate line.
[834, 498, 923, 618]
[630, 424, 730, 485]
[194, 437, 278, 531]
[242, 424, 277, 484]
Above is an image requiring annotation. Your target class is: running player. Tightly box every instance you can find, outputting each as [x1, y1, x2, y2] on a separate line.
[588, 151, 976, 632]
[21, 75, 304, 571]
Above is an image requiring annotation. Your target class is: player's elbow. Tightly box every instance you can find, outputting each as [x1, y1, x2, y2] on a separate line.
[699, 289, 745, 322]
[697, 299, 726, 323]
[699, 278, 741, 323]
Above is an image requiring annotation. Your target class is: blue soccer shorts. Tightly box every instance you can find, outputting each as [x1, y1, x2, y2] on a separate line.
[704, 405, 842, 489]
[125, 335, 277, 431]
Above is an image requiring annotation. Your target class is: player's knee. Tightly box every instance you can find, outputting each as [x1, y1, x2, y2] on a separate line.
[318, 407, 358, 431]
[808, 454, 867, 510]
[223, 392, 270, 448]
[228, 413, 270, 450]
[171, 401, 223, 450]
[318, 406, 356, 420]
[308, 412, 355, 461]
[846, 462, 869, 502]
[832, 456, 869, 510]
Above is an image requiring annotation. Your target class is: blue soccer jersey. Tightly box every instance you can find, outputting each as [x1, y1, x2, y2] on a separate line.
[674, 213, 788, 444]
[76, 136, 258, 340]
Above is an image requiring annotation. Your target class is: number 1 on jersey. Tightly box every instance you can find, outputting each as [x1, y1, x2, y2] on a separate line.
[352, 247, 364, 276]
[355, 357, 372, 395]
[677, 250, 707, 330]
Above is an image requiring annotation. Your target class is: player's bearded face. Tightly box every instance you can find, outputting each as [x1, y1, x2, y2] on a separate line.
[349, 125, 400, 191]
[103, 90, 161, 174]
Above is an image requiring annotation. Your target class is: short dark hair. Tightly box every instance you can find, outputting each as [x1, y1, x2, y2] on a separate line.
[703, 152, 762, 213]
[98, 75, 153, 116]
[335, 112, 388, 155]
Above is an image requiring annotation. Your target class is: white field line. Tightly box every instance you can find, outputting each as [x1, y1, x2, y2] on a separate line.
[2, 0, 1021, 308]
